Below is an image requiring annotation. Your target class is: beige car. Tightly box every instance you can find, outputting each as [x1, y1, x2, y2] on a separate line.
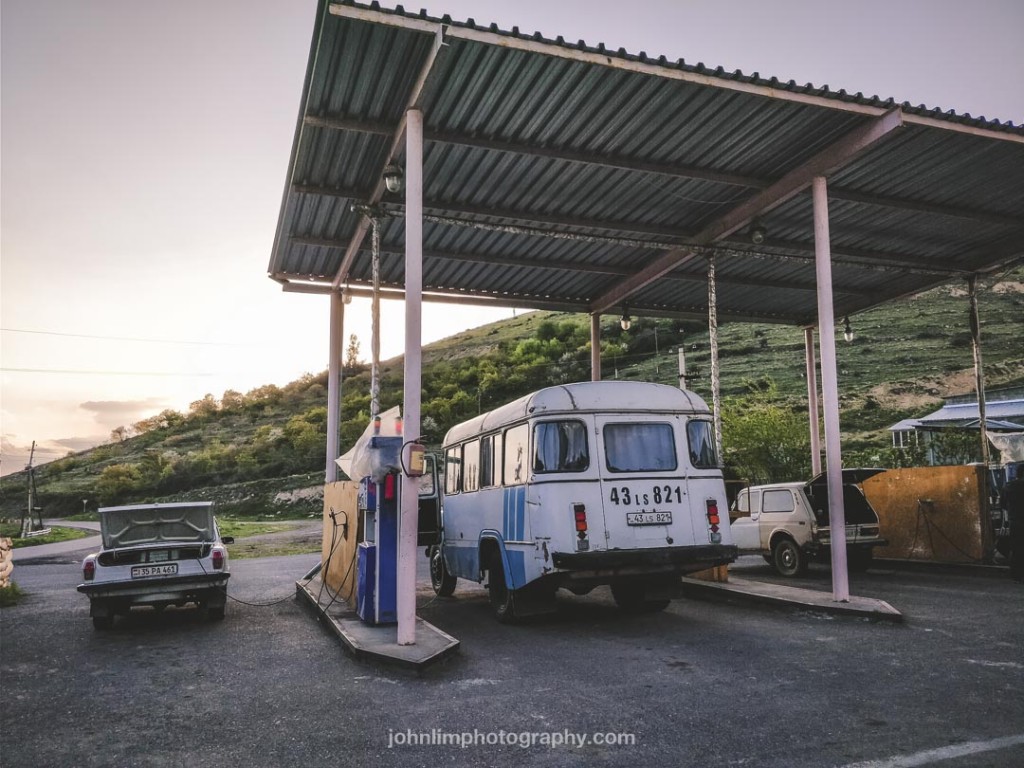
[729, 470, 887, 576]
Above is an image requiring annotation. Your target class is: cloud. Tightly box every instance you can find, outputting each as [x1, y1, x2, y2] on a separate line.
[78, 398, 170, 431]
[1, 433, 101, 476]
[79, 399, 167, 417]
[53, 436, 106, 453]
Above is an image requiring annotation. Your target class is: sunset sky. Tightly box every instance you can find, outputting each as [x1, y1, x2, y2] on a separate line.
[3, 0, 1022, 474]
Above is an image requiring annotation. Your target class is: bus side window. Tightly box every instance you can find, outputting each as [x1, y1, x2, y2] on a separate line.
[445, 446, 462, 495]
[463, 440, 480, 493]
[480, 434, 503, 488]
[504, 424, 529, 486]
[480, 435, 493, 488]
[534, 420, 589, 473]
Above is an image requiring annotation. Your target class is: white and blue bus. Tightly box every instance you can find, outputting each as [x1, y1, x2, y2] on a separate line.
[428, 381, 736, 622]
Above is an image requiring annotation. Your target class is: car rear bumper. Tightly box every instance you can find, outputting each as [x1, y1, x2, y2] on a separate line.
[814, 538, 888, 550]
[77, 572, 229, 600]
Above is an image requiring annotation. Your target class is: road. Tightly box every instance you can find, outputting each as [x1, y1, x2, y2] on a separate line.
[2, 552, 1022, 767]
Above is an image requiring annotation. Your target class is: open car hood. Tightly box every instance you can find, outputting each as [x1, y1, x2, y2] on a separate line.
[99, 502, 216, 549]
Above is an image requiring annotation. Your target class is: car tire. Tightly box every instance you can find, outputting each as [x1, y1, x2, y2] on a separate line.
[611, 582, 671, 614]
[487, 552, 518, 624]
[92, 615, 114, 630]
[429, 546, 457, 597]
[772, 537, 807, 577]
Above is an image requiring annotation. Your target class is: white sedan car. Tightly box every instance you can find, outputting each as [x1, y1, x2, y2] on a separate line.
[78, 502, 233, 629]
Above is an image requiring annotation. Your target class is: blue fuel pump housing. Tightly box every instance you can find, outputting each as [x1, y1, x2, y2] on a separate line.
[355, 435, 403, 624]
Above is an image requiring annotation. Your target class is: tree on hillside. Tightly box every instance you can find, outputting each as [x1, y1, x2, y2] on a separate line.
[189, 394, 219, 419]
[133, 408, 184, 434]
[221, 389, 244, 410]
[344, 334, 364, 374]
[721, 379, 811, 484]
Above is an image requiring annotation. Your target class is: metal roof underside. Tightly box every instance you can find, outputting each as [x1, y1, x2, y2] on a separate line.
[269, 0, 1024, 326]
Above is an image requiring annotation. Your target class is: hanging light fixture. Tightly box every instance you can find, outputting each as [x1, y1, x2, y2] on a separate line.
[843, 316, 854, 343]
[750, 219, 767, 245]
[382, 164, 404, 194]
[619, 308, 632, 331]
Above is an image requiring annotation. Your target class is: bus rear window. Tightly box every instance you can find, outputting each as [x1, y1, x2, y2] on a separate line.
[687, 420, 718, 469]
[604, 423, 676, 472]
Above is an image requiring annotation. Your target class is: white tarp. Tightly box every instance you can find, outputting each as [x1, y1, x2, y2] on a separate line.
[335, 405, 402, 480]
[988, 431, 1024, 463]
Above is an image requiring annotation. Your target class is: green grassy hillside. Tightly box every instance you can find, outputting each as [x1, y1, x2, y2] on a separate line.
[2, 268, 1020, 518]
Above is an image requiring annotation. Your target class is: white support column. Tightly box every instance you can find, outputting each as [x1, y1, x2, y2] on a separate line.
[812, 176, 849, 602]
[804, 327, 822, 476]
[398, 108, 424, 646]
[707, 254, 723, 461]
[325, 290, 345, 483]
[590, 313, 601, 381]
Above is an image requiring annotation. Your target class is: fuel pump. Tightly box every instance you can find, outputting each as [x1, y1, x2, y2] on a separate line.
[355, 424, 403, 625]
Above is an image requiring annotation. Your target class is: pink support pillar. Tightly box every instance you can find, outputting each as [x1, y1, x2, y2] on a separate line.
[813, 176, 849, 603]
[325, 291, 344, 483]
[397, 109, 424, 645]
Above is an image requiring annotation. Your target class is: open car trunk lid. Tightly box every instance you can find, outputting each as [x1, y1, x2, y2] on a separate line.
[99, 502, 217, 549]
[804, 482, 881, 527]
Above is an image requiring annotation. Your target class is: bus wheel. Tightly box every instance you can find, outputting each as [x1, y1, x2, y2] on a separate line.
[611, 583, 670, 614]
[430, 546, 457, 597]
[487, 553, 518, 624]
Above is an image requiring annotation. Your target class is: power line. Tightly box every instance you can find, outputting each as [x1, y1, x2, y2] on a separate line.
[0, 327, 246, 347]
[1, 367, 214, 377]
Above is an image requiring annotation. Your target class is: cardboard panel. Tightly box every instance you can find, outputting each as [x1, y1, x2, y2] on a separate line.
[321, 482, 361, 605]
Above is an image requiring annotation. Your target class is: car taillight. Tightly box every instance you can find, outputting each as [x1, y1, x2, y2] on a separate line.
[573, 503, 588, 534]
[83, 560, 96, 581]
[706, 499, 722, 543]
[212, 549, 225, 571]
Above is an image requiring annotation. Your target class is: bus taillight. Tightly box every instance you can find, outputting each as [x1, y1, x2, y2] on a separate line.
[573, 503, 588, 533]
[706, 499, 722, 543]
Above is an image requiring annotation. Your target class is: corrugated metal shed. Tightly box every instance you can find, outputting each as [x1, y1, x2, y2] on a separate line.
[269, 0, 1024, 326]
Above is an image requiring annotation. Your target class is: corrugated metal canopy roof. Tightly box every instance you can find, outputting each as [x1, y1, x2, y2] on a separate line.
[269, 0, 1024, 326]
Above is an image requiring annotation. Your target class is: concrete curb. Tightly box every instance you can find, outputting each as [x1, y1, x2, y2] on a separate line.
[296, 573, 460, 672]
[679, 576, 903, 622]
[873, 557, 1010, 580]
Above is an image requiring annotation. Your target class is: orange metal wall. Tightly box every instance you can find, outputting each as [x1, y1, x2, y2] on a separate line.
[862, 466, 989, 563]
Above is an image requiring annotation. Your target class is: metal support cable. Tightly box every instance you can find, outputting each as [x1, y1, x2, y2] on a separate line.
[967, 275, 990, 467]
[370, 216, 382, 418]
[707, 253, 723, 464]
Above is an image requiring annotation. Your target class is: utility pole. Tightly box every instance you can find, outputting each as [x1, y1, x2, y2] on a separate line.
[21, 442, 43, 537]
[654, 326, 660, 377]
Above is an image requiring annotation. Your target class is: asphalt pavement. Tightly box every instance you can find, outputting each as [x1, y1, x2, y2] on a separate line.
[2, 547, 1023, 767]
